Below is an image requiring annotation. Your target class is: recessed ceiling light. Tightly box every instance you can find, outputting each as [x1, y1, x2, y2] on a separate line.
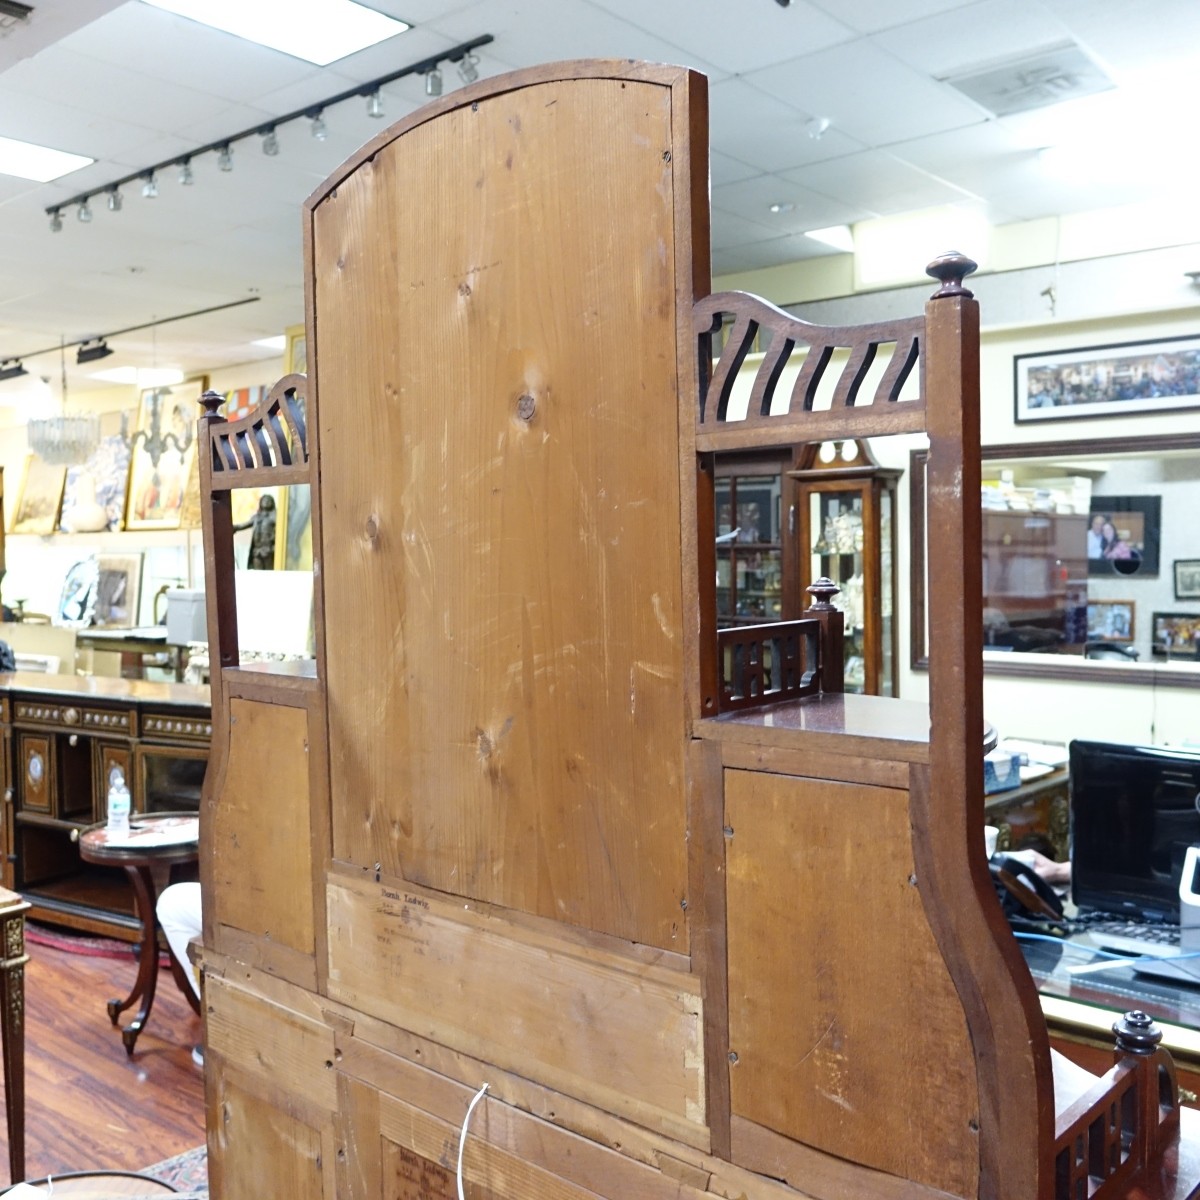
[252, 336, 287, 351]
[0, 134, 92, 183]
[90, 366, 185, 387]
[141, 0, 411, 66]
[804, 224, 855, 253]
[769, 202, 795, 215]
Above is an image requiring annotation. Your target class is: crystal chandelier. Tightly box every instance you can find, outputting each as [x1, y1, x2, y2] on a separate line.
[27, 338, 100, 466]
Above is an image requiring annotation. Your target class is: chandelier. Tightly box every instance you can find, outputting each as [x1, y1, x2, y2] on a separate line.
[27, 339, 100, 466]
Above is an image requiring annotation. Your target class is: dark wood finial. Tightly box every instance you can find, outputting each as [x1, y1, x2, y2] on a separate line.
[199, 389, 225, 421]
[1113, 1010, 1162, 1056]
[805, 576, 841, 611]
[926, 251, 978, 299]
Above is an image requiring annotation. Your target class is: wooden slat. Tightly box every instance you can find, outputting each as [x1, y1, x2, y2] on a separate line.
[724, 768, 979, 1196]
[324, 875, 706, 1146]
[695, 403, 928, 451]
[313, 72, 695, 950]
[717, 739, 910, 789]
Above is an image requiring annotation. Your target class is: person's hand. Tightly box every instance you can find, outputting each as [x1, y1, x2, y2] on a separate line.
[1010, 847, 1071, 886]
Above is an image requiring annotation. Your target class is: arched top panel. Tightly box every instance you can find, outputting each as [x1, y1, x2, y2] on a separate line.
[309, 63, 708, 949]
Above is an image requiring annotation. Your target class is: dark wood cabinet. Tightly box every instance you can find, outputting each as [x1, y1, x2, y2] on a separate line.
[790, 440, 900, 696]
[0, 674, 210, 939]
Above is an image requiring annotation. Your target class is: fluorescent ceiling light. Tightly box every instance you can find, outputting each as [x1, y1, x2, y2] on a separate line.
[90, 366, 185, 387]
[804, 224, 854, 253]
[0, 134, 92, 182]
[853, 206, 990, 289]
[141, 0, 411, 66]
[252, 335, 287, 351]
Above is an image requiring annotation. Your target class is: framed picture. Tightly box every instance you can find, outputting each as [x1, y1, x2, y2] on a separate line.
[93, 553, 143, 628]
[10, 455, 67, 535]
[275, 331, 313, 570]
[125, 378, 206, 531]
[1015, 334, 1200, 423]
[1086, 495, 1161, 577]
[1175, 559, 1200, 601]
[1086, 599, 1135, 643]
[60, 433, 133, 533]
[1151, 611, 1200, 657]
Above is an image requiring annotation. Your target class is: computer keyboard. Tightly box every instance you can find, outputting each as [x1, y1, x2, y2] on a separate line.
[1072, 918, 1181, 948]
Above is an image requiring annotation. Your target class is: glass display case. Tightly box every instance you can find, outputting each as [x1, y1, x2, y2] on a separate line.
[790, 439, 900, 695]
[714, 460, 789, 627]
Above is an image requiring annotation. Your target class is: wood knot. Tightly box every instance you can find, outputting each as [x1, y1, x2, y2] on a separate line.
[364, 514, 379, 541]
[516, 393, 536, 421]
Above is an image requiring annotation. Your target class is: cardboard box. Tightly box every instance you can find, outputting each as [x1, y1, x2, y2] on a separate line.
[165, 589, 208, 645]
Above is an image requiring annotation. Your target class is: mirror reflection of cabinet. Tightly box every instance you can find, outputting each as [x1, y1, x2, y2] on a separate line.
[790, 440, 900, 695]
[714, 451, 795, 627]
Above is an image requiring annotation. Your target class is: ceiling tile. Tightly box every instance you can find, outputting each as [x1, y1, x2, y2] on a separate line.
[872, 0, 1073, 78]
[783, 148, 979, 215]
[709, 78, 866, 174]
[806, 0, 979, 35]
[584, 0, 854, 73]
[713, 173, 860, 235]
[746, 40, 987, 146]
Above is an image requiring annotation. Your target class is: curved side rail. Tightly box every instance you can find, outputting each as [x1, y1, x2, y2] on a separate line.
[204, 373, 311, 490]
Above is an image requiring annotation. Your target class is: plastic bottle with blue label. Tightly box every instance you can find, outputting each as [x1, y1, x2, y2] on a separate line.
[106, 766, 131, 836]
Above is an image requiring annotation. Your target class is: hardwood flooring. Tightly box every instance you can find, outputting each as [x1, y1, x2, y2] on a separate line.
[1, 924, 206, 1185]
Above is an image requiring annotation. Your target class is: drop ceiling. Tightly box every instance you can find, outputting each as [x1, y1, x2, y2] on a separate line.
[0, 0, 1196, 392]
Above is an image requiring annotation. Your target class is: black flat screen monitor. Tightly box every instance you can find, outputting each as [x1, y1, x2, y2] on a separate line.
[1070, 739, 1200, 923]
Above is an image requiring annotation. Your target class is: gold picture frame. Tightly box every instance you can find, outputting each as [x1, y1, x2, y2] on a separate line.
[11, 455, 67, 535]
[275, 325, 313, 570]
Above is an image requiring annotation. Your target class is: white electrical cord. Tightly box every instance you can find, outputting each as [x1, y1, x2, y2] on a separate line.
[456, 1082, 489, 1200]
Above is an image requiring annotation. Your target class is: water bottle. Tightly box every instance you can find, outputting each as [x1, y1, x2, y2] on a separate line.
[106, 767, 131, 836]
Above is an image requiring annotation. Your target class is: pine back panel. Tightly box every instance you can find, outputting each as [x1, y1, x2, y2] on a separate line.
[310, 68, 700, 949]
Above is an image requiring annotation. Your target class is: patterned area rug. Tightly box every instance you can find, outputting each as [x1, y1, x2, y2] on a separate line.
[26, 921, 172, 967]
[143, 1144, 207, 1195]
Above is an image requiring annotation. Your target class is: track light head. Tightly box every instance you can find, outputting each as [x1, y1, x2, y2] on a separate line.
[76, 339, 113, 365]
[0, 359, 28, 382]
[179, 159, 194, 185]
[366, 90, 384, 118]
[107, 187, 122, 212]
[261, 127, 279, 155]
[141, 173, 158, 199]
[77, 198, 92, 223]
[425, 68, 442, 97]
[49, 209, 62, 232]
[457, 53, 479, 84]
[217, 143, 233, 172]
[310, 111, 328, 141]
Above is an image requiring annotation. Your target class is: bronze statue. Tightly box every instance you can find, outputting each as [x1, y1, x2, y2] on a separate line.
[233, 495, 277, 570]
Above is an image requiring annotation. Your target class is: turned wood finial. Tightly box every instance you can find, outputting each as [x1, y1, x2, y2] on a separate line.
[926, 251, 978, 299]
[1113, 1010, 1163, 1056]
[199, 389, 225, 421]
[805, 576, 841, 611]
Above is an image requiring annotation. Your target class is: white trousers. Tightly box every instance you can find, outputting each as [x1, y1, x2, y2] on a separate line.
[156, 881, 203, 1000]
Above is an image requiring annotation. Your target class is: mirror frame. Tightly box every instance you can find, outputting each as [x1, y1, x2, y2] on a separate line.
[909, 431, 1200, 685]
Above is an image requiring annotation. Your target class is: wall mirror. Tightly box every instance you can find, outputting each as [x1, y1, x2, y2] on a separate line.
[910, 432, 1200, 682]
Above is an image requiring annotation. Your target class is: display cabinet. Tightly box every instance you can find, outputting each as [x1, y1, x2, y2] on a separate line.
[790, 439, 900, 695]
[714, 452, 795, 627]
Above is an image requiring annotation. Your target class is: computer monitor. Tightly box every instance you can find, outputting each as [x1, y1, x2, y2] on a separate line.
[1070, 739, 1200, 922]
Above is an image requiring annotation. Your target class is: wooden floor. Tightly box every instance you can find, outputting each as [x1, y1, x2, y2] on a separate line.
[0, 924, 206, 1185]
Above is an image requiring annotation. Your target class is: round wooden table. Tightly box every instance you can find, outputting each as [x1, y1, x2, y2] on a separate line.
[76, 814, 200, 1056]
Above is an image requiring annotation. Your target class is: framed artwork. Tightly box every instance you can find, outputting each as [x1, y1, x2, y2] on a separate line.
[59, 558, 98, 627]
[93, 553, 143, 628]
[10, 455, 67, 535]
[1086, 495, 1161, 577]
[1015, 334, 1200, 423]
[1151, 611, 1200, 658]
[1086, 599, 1134, 643]
[1175, 559, 1200, 601]
[125, 378, 206, 531]
[59, 433, 133, 533]
[223, 384, 267, 422]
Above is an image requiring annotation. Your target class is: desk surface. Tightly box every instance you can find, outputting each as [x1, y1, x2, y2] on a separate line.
[1023, 937, 1200, 1060]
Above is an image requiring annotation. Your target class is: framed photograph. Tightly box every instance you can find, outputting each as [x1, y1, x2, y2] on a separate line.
[93, 553, 143, 628]
[1015, 334, 1200, 424]
[1151, 612, 1200, 658]
[1086, 495, 1161, 577]
[1086, 599, 1135, 643]
[10, 455, 67, 535]
[1175, 559, 1200, 601]
[125, 378, 206, 531]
